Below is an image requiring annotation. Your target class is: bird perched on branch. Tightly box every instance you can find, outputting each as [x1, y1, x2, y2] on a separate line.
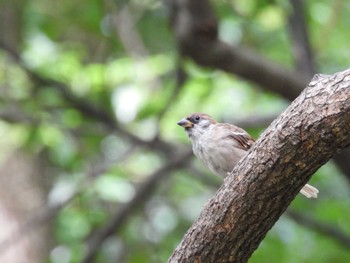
[177, 112, 318, 198]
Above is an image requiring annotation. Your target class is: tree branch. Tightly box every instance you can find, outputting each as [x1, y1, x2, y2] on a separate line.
[81, 149, 192, 263]
[288, 0, 316, 78]
[286, 210, 350, 249]
[190, 170, 350, 250]
[168, 0, 308, 101]
[0, 39, 174, 154]
[168, 69, 350, 262]
[167, 0, 350, 184]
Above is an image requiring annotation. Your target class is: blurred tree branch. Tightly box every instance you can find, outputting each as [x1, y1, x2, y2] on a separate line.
[286, 210, 350, 249]
[0, 151, 116, 257]
[112, 3, 148, 57]
[0, 190, 75, 256]
[0, 36, 194, 261]
[0, 39, 174, 153]
[0, 106, 37, 124]
[168, 0, 307, 100]
[0, 145, 140, 257]
[0, 0, 23, 51]
[288, 0, 316, 78]
[167, 0, 350, 183]
[81, 149, 192, 263]
[169, 70, 350, 262]
[0, 2, 349, 261]
[0, 151, 50, 262]
[0, 34, 195, 262]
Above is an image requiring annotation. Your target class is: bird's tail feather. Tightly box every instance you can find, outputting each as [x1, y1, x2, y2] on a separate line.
[300, 183, 319, 198]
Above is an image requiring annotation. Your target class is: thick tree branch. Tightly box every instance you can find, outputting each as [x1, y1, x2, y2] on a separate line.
[192, 173, 350, 250]
[169, 69, 350, 262]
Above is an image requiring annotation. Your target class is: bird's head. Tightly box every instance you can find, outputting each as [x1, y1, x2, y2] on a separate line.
[177, 113, 216, 138]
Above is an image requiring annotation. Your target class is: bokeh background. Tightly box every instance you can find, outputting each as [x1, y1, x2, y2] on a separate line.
[0, 0, 350, 262]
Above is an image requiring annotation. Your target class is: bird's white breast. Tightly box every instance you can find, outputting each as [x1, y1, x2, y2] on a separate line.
[190, 125, 247, 178]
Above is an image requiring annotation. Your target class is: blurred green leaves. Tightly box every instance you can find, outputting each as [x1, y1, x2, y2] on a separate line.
[94, 175, 135, 202]
[0, 0, 350, 262]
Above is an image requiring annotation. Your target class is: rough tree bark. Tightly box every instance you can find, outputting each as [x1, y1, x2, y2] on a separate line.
[168, 70, 350, 263]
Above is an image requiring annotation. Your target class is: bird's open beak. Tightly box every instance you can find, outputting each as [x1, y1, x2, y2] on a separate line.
[177, 118, 193, 128]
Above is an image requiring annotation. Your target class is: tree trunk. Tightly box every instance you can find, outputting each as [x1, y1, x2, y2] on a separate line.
[0, 150, 51, 263]
[168, 69, 350, 262]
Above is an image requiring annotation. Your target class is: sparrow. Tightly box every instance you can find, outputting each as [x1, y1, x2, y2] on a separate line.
[177, 112, 319, 198]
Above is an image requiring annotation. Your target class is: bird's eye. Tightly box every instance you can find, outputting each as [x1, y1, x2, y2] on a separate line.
[189, 115, 201, 124]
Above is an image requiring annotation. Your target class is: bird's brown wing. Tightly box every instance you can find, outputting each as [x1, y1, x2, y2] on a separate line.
[232, 132, 255, 150]
[220, 123, 255, 150]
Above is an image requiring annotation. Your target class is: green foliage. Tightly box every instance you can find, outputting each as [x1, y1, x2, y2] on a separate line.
[1, 0, 350, 262]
